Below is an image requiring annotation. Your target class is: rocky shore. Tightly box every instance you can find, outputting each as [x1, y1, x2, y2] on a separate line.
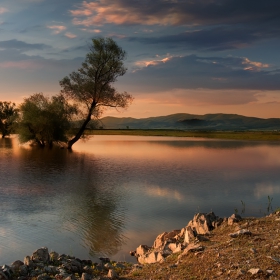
[1, 211, 280, 280]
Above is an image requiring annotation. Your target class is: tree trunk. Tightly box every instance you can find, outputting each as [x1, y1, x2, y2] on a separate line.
[67, 102, 96, 149]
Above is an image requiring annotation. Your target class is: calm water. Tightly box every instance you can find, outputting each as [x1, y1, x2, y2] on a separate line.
[0, 135, 280, 264]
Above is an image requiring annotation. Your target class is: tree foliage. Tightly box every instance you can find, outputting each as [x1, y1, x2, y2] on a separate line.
[0, 101, 19, 138]
[60, 37, 133, 149]
[18, 93, 77, 147]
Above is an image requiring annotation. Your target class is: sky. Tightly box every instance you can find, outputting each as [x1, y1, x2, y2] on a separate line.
[0, 0, 280, 119]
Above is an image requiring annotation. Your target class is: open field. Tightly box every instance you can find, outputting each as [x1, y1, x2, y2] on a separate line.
[85, 129, 280, 141]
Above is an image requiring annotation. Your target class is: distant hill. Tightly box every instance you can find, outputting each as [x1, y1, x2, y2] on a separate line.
[97, 113, 280, 131]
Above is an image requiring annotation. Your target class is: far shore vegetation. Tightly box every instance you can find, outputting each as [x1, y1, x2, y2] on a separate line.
[85, 129, 280, 141]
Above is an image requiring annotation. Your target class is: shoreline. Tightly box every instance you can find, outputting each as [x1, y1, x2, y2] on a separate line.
[2, 211, 280, 279]
[85, 129, 280, 142]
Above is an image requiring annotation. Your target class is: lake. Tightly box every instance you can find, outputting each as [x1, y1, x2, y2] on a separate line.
[0, 135, 280, 264]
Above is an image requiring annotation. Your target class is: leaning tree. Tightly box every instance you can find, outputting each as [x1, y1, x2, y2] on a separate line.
[59, 37, 133, 149]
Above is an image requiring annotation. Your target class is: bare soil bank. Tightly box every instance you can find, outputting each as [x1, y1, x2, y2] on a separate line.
[122, 212, 280, 280]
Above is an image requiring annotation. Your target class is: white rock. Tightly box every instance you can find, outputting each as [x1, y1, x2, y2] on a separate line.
[229, 229, 251, 238]
[107, 269, 118, 279]
[248, 268, 262, 275]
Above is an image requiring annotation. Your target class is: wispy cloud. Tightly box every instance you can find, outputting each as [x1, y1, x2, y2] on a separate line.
[0, 7, 8, 14]
[80, 28, 102, 33]
[70, 0, 187, 26]
[0, 39, 49, 51]
[70, 0, 280, 27]
[128, 25, 280, 51]
[65, 32, 77, 39]
[124, 54, 280, 92]
[0, 60, 41, 70]
[242, 58, 270, 71]
[134, 55, 174, 68]
[47, 25, 67, 34]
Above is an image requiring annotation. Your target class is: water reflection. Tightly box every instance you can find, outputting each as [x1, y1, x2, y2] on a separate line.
[0, 137, 13, 149]
[0, 136, 280, 264]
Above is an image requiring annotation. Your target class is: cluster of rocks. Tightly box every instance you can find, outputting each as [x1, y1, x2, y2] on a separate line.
[2, 211, 279, 279]
[130, 212, 244, 264]
[0, 247, 131, 280]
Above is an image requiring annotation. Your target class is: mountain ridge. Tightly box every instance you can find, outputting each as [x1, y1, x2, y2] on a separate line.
[97, 113, 280, 131]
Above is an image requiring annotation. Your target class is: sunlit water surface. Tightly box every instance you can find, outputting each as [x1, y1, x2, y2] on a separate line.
[0, 135, 280, 264]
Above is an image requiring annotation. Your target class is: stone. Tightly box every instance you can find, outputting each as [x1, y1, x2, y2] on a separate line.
[250, 248, 257, 254]
[236, 269, 246, 276]
[107, 269, 118, 279]
[31, 247, 50, 263]
[114, 263, 126, 269]
[0, 271, 8, 280]
[196, 235, 210, 242]
[184, 226, 196, 244]
[137, 251, 164, 264]
[11, 260, 24, 270]
[99, 257, 110, 263]
[67, 258, 82, 272]
[227, 214, 242, 226]
[136, 245, 151, 256]
[49, 252, 59, 262]
[187, 212, 219, 234]
[153, 230, 180, 249]
[37, 275, 52, 280]
[104, 263, 114, 270]
[24, 256, 34, 267]
[44, 266, 58, 274]
[19, 265, 28, 276]
[181, 243, 205, 256]
[83, 265, 94, 274]
[248, 268, 262, 275]
[64, 275, 75, 280]
[81, 272, 92, 280]
[267, 256, 280, 263]
[267, 269, 274, 275]
[58, 268, 68, 277]
[168, 243, 182, 253]
[2, 265, 12, 279]
[229, 229, 251, 238]
[176, 228, 186, 240]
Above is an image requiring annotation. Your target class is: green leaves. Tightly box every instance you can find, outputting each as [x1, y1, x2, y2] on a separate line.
[18, 93, 77, 147]
[0, 101, 19, 138]
[59, 37, 133, 149]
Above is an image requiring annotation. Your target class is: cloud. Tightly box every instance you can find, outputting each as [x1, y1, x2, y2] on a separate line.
[80, 28, 102, 33]
[47, 25, 67, 34]
[19, 25, 44, 34]
[0, 40, 49, 52]
[128, 25, 280, 51]
[0, 61, 42, 70]
[0, 46, 83, 72]
[131, 88, 261, 106]
[65, 32, 77, 39]
[122, 54, 280, 93]
[70, 0, 280, 27]
[135, 56, 173, 67]
[0, 7, 8, 14]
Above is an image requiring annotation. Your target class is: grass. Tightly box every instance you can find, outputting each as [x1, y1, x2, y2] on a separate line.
[85, 129, 280, 141]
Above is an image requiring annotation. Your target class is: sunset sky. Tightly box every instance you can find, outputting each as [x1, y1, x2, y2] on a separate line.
[0, 0, 280, 118]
